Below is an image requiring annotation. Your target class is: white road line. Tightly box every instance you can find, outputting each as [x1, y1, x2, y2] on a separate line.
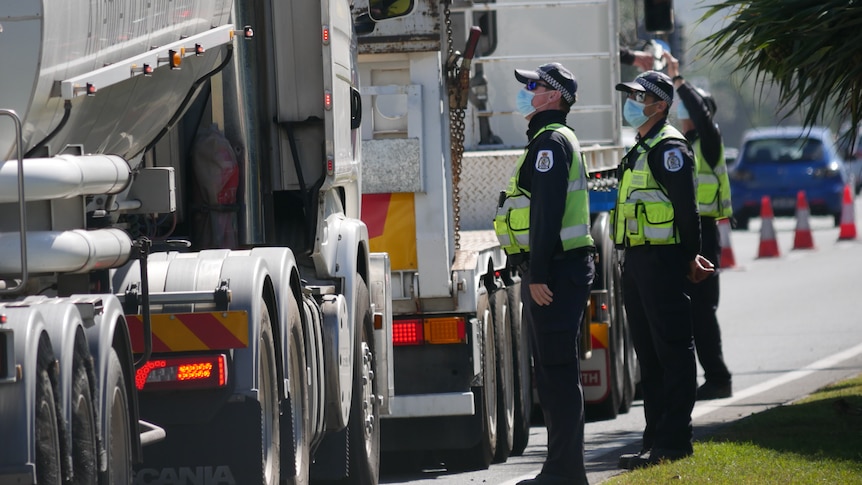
[693, 340, 862, 419]
[498, 341, 862, 485]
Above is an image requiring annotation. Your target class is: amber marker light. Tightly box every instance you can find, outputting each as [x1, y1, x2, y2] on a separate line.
[169, 49, 182, 69]
[424, 317, 466, 344]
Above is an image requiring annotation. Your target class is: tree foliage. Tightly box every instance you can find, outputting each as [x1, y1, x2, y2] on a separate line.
[700, 0, 862, 143]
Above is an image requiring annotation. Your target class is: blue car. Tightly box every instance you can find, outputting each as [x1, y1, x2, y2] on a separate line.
[729, 126, 849, 230]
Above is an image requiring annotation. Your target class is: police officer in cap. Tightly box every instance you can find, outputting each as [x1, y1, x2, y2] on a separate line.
[612, 71, 714, 469]
[494, 62, 594, 485]
[666, 53, 734, 401]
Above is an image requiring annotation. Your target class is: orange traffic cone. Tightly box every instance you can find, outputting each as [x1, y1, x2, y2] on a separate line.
[717, 217, 736, 269]
[757, 195, 780, 258]
[793, 190, 815, 249]
[838, 184, 857, 241]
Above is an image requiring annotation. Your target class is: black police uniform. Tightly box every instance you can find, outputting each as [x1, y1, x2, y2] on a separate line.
[677, 84, 733, 393]
[620, 118, 700, 457]
[516, 110, 594, 484]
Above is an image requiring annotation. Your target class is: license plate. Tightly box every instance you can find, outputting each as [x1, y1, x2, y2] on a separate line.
[772, 197, 796, 210]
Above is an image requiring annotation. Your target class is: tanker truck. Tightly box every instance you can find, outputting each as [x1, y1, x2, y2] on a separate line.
[0, 1, 397, 484]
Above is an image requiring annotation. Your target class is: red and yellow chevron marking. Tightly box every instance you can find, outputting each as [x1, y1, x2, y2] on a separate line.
[361, 192, 418, 271]
[127, 311, 249, 353]
[590, 322, 609, 350]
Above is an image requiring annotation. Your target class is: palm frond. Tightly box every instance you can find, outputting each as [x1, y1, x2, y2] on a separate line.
[699, 0, 862, 144]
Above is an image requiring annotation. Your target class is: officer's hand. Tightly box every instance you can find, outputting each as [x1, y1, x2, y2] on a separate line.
[665, 52, 680, 80]
[529, 283, 553, 306]
[687, 254, 715, 283]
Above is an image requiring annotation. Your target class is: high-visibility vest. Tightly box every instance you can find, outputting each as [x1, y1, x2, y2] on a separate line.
[693, 137, 733, 218]
[493, 123, 594, 256]
[611, 124, 688, 247]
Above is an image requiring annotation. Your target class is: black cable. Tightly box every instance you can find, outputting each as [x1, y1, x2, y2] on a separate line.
[24, 100, 72, 158]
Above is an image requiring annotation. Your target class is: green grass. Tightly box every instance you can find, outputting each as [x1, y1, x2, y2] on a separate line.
[605, 375, 862, 484]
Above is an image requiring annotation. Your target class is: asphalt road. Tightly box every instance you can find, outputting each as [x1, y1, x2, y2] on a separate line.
[380, 197, 862, 485]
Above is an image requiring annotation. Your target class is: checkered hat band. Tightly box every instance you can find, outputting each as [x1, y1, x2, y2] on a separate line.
[637, 78, 671, 103]
[539, 71, 575, 104]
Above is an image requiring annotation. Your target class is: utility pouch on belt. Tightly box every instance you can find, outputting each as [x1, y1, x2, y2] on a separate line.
[624, 203, 645, 245]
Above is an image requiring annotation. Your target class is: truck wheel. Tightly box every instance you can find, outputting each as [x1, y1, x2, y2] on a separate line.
[103, 348, 132, 485]
[491, 289, 514, 463]
[71, 343, 98, 485]
[444, 292, 497, 471]
[507, 283, 532, 457]
[337, 275, 380, 484]
[259, 301, 281, 485]
[614, 248, 637, 415]
[285, 289, 309, 485]
[35, 336, 61, 485]
[586, 214, 622, 421]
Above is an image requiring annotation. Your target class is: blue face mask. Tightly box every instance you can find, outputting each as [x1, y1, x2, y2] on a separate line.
[516, 89, 536, 118]
[623, 98, 650, 128]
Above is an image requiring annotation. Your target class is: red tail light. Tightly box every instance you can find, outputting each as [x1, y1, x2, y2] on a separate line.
[393, 319, 423, 346]
[135, 354, 227, 391]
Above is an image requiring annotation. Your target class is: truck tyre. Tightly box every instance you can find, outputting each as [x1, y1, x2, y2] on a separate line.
[491, 288, 514, 464]
[331, 275, 380, 485]
[285, 290, 310, 485]
[507, 283, 532, 457]
[71, 343, 98, 485]
[444, 292, 497, 471]
[35, 335, 62, 485]
[615, 247, 637, 415]
[259, 300, 281, 485]
[586, 214, 623, 421]
[103, 348, 132, 485]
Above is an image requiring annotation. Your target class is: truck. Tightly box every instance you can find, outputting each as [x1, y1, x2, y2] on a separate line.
[355, 0, 524, 470]
[352, 0, 638, 471]
[0, 1, 399, 484]
[456, 0, 640, 422]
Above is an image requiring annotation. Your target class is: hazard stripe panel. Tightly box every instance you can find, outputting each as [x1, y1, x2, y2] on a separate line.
[127, 311, 249, 353]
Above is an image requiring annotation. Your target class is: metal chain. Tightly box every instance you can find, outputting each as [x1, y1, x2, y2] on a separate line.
[444, 1, 465, 251]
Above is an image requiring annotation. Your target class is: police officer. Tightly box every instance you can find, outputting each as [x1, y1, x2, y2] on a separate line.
[494, 62, 594, 485]
[612, 71, 714, 469]
[667, 54, 734, 401]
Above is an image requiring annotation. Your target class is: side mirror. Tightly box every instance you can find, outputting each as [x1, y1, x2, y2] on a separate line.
[368, 0, 415, 21]
[644, 0, 674, 33]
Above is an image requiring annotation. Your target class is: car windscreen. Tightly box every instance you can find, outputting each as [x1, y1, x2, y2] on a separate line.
[742, 137, 824, 164]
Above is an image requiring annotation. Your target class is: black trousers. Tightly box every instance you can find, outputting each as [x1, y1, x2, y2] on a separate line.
[623, 245, 696, 453]
[686, 217, 732, 384]
[521, 254, 594, 482]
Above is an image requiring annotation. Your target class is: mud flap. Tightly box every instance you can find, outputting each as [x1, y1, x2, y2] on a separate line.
[310, 427, 349, 481]
[133, 399, 262, 485]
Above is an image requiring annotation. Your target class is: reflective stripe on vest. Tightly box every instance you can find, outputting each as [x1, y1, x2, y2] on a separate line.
[694, 137, 733, 218]
[493, 123, 594, 255]
[612, 124, 686, 247]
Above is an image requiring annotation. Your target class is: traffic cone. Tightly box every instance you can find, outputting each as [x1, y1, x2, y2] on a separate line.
[757, 195, 780, 258]
[793, 190, 815, 249]
[838, 183, 857, 240]
[717, 217, 736, 269]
